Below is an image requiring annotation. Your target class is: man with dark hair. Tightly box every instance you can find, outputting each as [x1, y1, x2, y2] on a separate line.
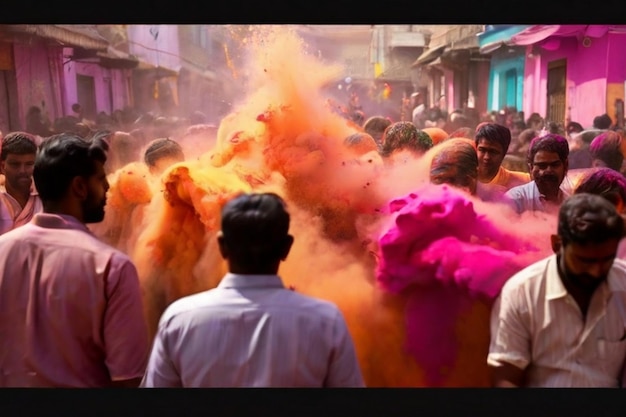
[589, 131, 624, 172]
[363, 115, 391, 150]
[566, 121, 584, 139]
[593, 113, 613, 130]
[428, 138, 514, 208]
[380, 121, 432, 160]
[489, 193, 626, 387]
[0, 133, 149, 387]
[141, 192, 365, 387]
[505, 134, 573, 214]
[474, 123, 530, 190]
[575, 167, 626, 213]
[143, 137, 185, 177]
[0, 131, 43, 235]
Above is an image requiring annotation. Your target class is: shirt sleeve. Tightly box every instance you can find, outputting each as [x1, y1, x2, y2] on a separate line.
[140, 315, 183, 388]
[504, 188, 524, 215]
[103, 255, 151, 381]
[323, 309, 366, 387]
[487, 285, 531, 370]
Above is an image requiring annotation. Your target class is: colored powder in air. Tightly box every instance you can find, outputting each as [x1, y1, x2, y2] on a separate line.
[97, 25, 560, 387]
[375, 182, 555, 385]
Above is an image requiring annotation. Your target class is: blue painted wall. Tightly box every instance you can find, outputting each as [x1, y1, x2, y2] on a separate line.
[487, 52, 525, 112]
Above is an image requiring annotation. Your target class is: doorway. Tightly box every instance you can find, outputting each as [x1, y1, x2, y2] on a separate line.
[76, 74, 97, 120]
[547, 59, 567, 125]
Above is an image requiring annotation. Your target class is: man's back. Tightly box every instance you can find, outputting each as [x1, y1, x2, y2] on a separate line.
[0, 213, 148, 387]
[141, 273, 365, 387]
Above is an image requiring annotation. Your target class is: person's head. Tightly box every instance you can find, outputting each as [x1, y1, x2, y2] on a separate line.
[143, 138, 185, 176]
[448, 126, 473, 139]
[0, 131, 38, 196]
[546, 121, 565, 136]
[105, 131, 143, 174]
[381, 121, 432, 158]
[34, 133, 109, 224]
[589, 131, 624, 171]
[421, 127, 448, 146]
[363, 116, 391, 148]
[74, 122, 92, 139]
[71, 103, 82, 114]
[527, 133, 569, 197]
[510, 120, 526, 139]
[343, 132, 379, 156]
[518, 129, 538, 147]
[217, 192, 294, 274]
[574, 167, 626, 213]
[429, 138, 478, 195]
[526, 112, 544, 130]
[189, 111, 207, 125]
[551, 193, 624, 293]
[566, 121, 584, 138]
[593, 113, 612, 130]
[474, 123, 511, 182]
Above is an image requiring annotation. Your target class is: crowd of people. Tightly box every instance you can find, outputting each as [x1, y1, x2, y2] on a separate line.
[2, 33, 626, 387]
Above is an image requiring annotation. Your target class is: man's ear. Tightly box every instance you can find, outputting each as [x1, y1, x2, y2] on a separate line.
[280, 235, 294, 261]
[217, 231, 228, 259]
[70, 176, 88, 200]
[550, 234, 562, 254]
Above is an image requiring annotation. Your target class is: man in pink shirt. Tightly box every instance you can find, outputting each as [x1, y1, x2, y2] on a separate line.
[0, 131, 43, 235]
[0, 133, 150, 387]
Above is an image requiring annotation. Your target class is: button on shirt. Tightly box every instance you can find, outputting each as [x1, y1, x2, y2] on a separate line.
[0, 213, 149, 387]
[488, 255, 626, 387]
[141, 273, 365, 387]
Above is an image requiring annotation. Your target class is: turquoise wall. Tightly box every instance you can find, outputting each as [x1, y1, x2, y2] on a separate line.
[487, 53, 525, 112]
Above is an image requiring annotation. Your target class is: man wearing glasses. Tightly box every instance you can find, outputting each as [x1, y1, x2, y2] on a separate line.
[505, 134, 574, 215]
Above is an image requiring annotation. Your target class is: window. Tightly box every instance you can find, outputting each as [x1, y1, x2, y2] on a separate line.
[190, 25, 208, 48]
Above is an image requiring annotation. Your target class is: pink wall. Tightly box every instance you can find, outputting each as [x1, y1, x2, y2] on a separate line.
[13, 43, 65, 128]
[606, 32, 626, 83]
[62, 51, 131, 117]
[128, 25, 180, 71]
[523, 35, 609, 128]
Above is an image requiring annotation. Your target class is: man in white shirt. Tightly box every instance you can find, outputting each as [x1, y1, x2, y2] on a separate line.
[489, 193, 626, 387]
[141, 192, 365, 387]
[506, 133, 574, 215]
[411, 92, 426, 129]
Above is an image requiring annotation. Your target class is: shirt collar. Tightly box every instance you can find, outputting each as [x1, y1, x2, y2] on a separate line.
[546, 253, 613, 301]
[32, 213, 91, 234]
[218, 273, 286, 290]
[546, 255, 568, 300]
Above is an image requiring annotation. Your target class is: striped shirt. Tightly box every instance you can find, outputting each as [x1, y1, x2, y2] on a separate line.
[488, 255, 626, 387]
[141, 273, 365, 387]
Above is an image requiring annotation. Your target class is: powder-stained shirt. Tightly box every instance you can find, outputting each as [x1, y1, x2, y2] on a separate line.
[0, 189, 43, 235]
[505, 176, 574, 215]
[488, 255, 626, 387]
[487, 166, 531, 191]
[0, 213, 149, 387]
[141, 273, 365, 387]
